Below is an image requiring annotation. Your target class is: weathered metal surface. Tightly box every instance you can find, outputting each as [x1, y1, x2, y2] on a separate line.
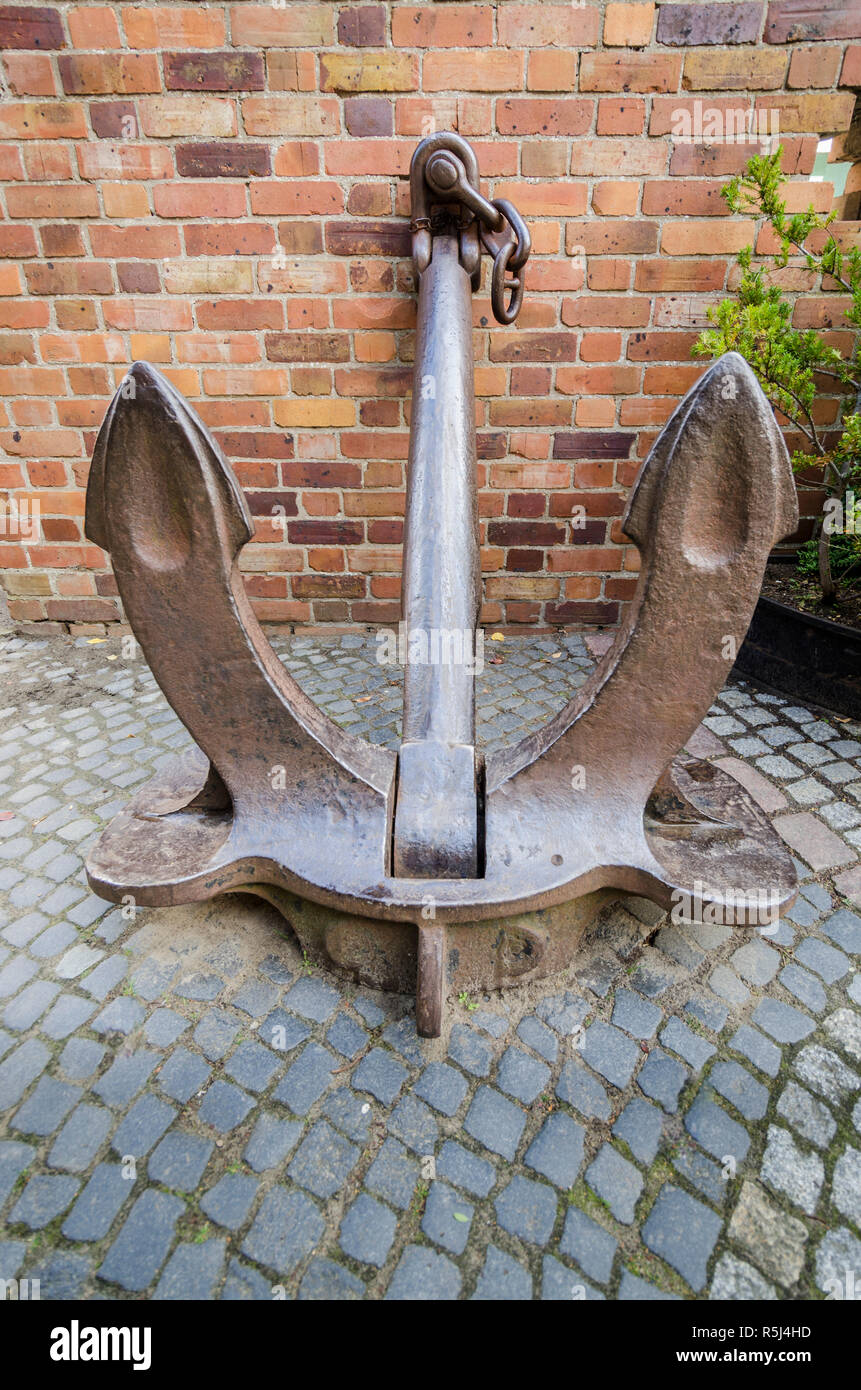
[393, 234, 481, 880]
[83, 134, 799, 1037]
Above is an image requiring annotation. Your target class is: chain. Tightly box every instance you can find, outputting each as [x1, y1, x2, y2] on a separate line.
[420, 150, 531, 324]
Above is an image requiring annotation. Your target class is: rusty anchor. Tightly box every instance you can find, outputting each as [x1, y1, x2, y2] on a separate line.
[84, 134, 799, 1037]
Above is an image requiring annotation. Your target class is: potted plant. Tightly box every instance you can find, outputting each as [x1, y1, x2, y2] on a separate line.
[693, 146, 861, 715]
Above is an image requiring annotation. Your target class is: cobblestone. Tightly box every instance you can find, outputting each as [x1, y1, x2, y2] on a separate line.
[2, 633, 860, 1300]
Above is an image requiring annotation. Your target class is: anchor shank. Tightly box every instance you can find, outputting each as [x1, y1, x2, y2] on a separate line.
[393, 234, 481, 878]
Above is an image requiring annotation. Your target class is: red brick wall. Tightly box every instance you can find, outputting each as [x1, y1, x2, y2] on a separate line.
[1, 2, 860, 630]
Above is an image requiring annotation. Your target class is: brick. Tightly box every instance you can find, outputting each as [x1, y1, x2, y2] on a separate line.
[320, 52, 418, 93]
[581, 52, 682, 92]
[562, 297, 650, 329]
[4, 52, 57, 96]
[597, 99, 646, 137]
[497, 4, 600, 46]
[164, 51, 265, 92]
[231, 4, 332, 47]
[123, 6, 227, 49]
[766, 1, 861, 43]
[338, 6, 386, 47]
[5, 184, 98, 218]
[604, 4, 655, 46]
[266, 51, 317, 92]
[154, 184, 247, 219]
[324, 140, 413, 176]
[658, 3, 762, 45]
[176, 143, 270, 178]
[661, 220, 756, 255]
[0, 102, 86, 140]
[242, 96, 340, 136]
[755, 91, 856, 135]
[68, 7, 120, 48]
[139, 96, 236, 138]
[684, 49, 787, 90]
[344, 96, 394, 138]
[842, 45, 861, 85]
[76, 144, 172, 180]
[393, 6, 492, 47]
[58, 54, 160, 95]
[0, 6, 65, 49]
[424, 50, 523, 92]
[570, 138, 667, 177]
[497, 98, 592, 136]
[527, 51, 577, 91]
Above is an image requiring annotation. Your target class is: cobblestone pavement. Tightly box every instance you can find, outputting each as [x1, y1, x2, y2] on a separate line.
[1, 628, 860, 1302]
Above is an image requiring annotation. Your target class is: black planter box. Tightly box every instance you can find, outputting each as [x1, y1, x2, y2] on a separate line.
[734, 595, 861, 719]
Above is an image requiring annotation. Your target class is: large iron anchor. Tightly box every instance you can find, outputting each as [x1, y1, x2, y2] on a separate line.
[83, 135, 799, 1036]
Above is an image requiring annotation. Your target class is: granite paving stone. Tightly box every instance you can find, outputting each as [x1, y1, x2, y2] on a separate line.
[111, 1094, 175, 1158]
[287, 1121, 359, 1200]
[436, 1140, 496, 1198]
[9, 1174, 80, 1229]
[353, 1047, 408, 1106]
[388, 1093, 438, 1154]
[779, 964, 827, 1013]
[148, 1131, 213, 1192]
[559, 1206, 617, 1284]
[685, 1095, 750, 1165]
[153, 1239, 226, 1301]
[472, 1246, 532, 1300]
[422, 1180, 475, 1254]
[496, 1045, 551, 1104]
[464, 1085, 526, 1161]
[365, 1138, 419, 1210]
[752, 998, 816, 1045]
[580, 1021, 641, 1089]
[636, 1048, 689, 1113]
[4, 633, 861, 1301]
[611, 988, 663, 1040]
[524, 1110, 585, 1188]
[48, 1103, 113, 1173]
[612, 1097, 663, 1165]
[541, 1254, 604, 1300]
[643, 1184, 722, 1291]
[340, 1193, 397, 1268]
[585, 1143, 643, 1224]
[272, 1043, 338, 1115]
[241, 1188, 325, 1276]
[516, 1015, 558, 1063]
[415, 1061, 468, 1117]
[198, 1081, 254, 1134]
[385, 1245, 460, 1300]
[761, 1124, 824, 1215]
[708, 1060, 769, 1122]
[11, 1075, 80, 1137]
[61, 1164, 133, 1242]
[448, 1023, 493, 1078]
[556, 1057, 611, 1120]
[200, 1174, 259, 1232]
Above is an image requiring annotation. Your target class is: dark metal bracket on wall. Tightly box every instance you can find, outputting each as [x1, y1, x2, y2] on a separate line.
[83, 134, 799, 1037]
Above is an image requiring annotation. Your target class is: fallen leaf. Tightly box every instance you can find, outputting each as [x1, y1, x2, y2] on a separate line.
[0, 811, 13, 821]
[86, 637, 106, 645]
[490, 656, 503, 664]
[453, 1212, 469, 1223]
[491, 632, 505, 642]
[551, 650, 562, 659]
